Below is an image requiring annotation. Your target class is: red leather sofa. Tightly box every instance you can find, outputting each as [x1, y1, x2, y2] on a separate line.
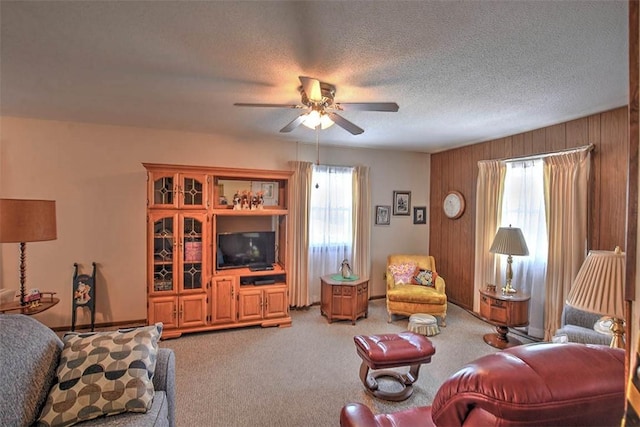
[340, 342, 625, 427]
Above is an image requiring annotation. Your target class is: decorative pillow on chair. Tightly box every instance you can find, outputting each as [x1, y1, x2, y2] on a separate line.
[413, 269, 438, 287]
[388, 262, 418, 284]
[37, 323, 163, 427]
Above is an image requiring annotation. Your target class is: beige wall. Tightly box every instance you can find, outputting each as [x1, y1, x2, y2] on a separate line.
[0, 116, 430, 328]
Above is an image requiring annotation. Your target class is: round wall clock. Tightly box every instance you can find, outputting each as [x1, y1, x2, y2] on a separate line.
[443, 191, 465, 219]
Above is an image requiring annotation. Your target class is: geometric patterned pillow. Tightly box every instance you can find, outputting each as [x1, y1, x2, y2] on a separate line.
[413, 269, 438, 287]
[36, 323, 163, 427]
[388, 262, 417, 284]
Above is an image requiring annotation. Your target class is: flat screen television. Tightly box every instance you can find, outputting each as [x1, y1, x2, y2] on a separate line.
[216, 231, 276, 270]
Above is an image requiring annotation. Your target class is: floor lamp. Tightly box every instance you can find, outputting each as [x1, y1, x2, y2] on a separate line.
[0, 199, 57, 306]
[566, 247, 625, 348]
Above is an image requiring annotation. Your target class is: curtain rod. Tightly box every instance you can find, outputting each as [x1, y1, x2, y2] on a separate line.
[501, 144, 594, 164]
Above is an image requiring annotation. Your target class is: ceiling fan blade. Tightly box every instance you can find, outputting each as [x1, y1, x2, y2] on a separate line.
[327, 112, 364, 135]
[280, 113, 308, 133]
[299, 76, 323, 103]
[334, 102, 399, 112]
[234, 103, 302, 109]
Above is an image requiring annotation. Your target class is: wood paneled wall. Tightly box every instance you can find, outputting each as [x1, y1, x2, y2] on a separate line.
[430, 106, 629, 310]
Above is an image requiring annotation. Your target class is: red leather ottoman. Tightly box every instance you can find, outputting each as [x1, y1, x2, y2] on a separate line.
[354, 331, 435, 401]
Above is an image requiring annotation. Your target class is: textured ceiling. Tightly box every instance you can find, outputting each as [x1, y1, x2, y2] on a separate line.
[0, 1, 629, 153]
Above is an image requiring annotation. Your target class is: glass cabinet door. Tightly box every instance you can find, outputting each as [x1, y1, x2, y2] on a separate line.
[150, 212, 208, 294]
[148, 172, 207, 209]
[151, 213, 176, 293]
[181, 213, 206, 291]
[150, 173, 176, 208]
[180, 174, 207, 208]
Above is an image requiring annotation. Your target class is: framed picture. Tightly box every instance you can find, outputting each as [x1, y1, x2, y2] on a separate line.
[251, 181, 279, 205]
[375, 205, 391, 225]
[393, 191, 411, 216]
[413, 206, 426, 224]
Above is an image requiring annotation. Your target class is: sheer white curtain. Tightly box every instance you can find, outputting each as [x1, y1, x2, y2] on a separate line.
[500, 159, 547, 338]
[307, 165, 354, 303]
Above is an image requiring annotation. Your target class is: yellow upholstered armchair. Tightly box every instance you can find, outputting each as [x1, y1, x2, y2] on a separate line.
[386, 254, 447, 326]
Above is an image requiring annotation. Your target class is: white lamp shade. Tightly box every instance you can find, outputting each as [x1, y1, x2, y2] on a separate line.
[489, 226, 529, 256]
[302, 110, 334, 130]
[566, 248, 625, 319]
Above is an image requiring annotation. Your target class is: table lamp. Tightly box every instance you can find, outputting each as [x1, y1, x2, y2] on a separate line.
[489, 225, 529, 293]
[566, 246, 625, 348]
[0, 199, 57, 306]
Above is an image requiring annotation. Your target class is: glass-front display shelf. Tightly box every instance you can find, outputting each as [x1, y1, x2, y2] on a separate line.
[182, 216, 203, 290]
[152, 174, 205, 207]
[215, 178, 285, 209]
[152, 216, 204, 292]
[153, 217, 174, 292]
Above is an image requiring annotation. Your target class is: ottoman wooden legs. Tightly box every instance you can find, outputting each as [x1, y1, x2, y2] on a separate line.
[354, 332, 436, 401]
[358, 360, 424, 401]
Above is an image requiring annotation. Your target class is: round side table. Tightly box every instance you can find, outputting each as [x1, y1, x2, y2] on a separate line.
[408, 313, 440, 336]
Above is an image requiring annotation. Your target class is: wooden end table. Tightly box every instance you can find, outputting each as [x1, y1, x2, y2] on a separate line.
[320, 275, 369, 325]
[479, 288, 530, 349]
[0, 292, 59, 315]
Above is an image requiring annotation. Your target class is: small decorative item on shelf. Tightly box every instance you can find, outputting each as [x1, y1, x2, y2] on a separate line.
[232, 192, 242, 210]
[256, 191, 264, 210]
[340, 259, 352, 279]
[24, 288, 42, 308]
[241, 191, 251, 210]
[486, 283, 496, 292]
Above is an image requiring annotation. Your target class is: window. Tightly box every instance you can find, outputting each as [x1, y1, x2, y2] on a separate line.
[307, 165, 354, 301]
[309, 165, 354, 247]
[500, 159, 547, 338]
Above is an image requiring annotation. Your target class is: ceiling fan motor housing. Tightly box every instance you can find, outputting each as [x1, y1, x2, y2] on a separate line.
[299, 82, 336, 109]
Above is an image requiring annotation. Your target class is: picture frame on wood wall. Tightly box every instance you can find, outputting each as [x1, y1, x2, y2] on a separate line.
[413, 206, 426, 224]
[393, 191, 411, 216]
[375, 205, 391, 225]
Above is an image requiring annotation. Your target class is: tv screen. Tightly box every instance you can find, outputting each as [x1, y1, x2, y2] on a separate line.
[217, 231, 276, 270]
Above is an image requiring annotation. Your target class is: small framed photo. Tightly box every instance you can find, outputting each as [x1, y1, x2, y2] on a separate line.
[375, 205, 391, 225]
[413, 206, 426, 224]
[393, 191, 411, 216]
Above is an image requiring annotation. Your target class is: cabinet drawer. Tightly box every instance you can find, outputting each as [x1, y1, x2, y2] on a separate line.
[480, 296, 491, 319]
[490, 306, 508, 323]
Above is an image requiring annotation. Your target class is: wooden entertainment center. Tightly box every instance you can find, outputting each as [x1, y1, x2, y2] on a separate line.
[144, 163, 293, 339]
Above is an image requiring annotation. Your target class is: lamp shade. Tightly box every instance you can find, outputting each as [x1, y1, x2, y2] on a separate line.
[0, 199, 57, 243]
[566, 247, 625, 319]
[302, 110, 334, 130]
[489, 226, 529, 256]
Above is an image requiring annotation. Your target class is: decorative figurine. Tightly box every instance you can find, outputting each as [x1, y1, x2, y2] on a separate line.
[340, 259, 352, 279]
[232, 192, 242, 210]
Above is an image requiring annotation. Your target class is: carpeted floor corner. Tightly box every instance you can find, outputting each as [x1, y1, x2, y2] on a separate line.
[160, 299, 532, 426]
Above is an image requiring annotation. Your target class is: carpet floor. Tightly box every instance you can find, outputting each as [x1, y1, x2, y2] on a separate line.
[160, 298, 532, 426]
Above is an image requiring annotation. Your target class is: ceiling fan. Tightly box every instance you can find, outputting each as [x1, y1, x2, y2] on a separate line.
[234, 76, 399, 135]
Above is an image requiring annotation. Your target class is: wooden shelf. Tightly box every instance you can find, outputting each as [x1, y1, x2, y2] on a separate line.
[0, 297, 59, 315]
[212, 208, 288, 216]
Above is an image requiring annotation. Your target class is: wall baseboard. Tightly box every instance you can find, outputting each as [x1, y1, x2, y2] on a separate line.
[52, 319, 147, 333]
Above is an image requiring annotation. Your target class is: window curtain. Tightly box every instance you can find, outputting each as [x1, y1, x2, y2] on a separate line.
[351, 166, 371, 290]
[288, 161, 313, 308]
[501, 159, 547, 338]
[473, 160, 506, 312]
[542, 147, 591, 340]
[307, 165, 354, 303]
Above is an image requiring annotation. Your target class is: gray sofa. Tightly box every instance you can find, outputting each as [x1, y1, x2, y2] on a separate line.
[0, 314, 176, 427]
[554, 304, 611, 345]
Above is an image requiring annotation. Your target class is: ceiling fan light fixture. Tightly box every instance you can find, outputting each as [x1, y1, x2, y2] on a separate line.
[302, 110, 334, 130]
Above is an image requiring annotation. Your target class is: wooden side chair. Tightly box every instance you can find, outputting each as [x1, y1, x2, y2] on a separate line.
[71, 262, 97, 331]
